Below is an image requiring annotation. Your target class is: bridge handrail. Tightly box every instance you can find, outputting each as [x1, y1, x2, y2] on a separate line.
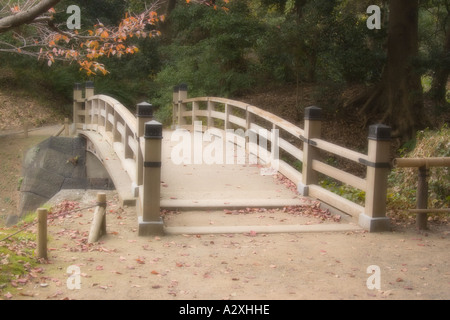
[73, 86, 139, 191]
[176, 95, 369, 190]
[173, 85, 392, 231]
[88, 94, 137, 133]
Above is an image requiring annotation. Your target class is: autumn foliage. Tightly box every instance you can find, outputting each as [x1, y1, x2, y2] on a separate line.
[0, 0, 230, 76]
[45, 8, 165, 75]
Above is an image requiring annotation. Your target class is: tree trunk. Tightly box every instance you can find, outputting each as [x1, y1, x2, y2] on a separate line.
[430, 30, 450, 103]
[384, 0, 424, 139]
[361, 0, 424, 141]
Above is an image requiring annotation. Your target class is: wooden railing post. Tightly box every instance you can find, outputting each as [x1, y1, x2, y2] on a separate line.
[73, 83, 83, 129]
[64, 118, 70, 136]
[172, 85, 179, 129]
[207, 99, 214, 128]
[138, 120, 164, 236]
[177, 84, 188, 127]
[359, 124, 391, 232]
[135, 102, 154, 196]
[85, 81, 95, 100]
[37, 208, 48, 260]
[299, 106, 322, 196]
[85, 81, 95, 130]
[416, 166, 429, 230]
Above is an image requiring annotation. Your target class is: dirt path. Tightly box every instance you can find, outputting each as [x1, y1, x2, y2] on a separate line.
[9, 190, 450, 301]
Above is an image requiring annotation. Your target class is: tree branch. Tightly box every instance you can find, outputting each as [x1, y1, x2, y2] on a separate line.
[0, 0, 60, 33]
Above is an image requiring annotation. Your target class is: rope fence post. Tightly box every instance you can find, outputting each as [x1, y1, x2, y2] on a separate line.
[37, 208, 48, 260]
[88, 193, 107, 243]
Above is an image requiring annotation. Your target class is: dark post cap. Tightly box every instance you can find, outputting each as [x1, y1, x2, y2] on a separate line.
[144, 120, 163, 139]
[85, 81, 95, 89]
[368, 124, 391, 141]
[173, 85, 179, 93]
[178, 83, 188, 91]
[304, 106, 322, 121]
[74, 83, 82, 90]
[136, 102, 153, 118]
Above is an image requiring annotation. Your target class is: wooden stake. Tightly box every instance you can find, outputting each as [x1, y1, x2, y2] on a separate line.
[88, 193, 107, 243]
[37, 208, 48, 260]
[416, 166, 429, 230]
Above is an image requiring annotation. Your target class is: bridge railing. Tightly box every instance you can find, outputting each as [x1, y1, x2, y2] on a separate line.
[74, 83, 139, 187]
[172, 84, 392, 232]
[73, 82, 164, 235]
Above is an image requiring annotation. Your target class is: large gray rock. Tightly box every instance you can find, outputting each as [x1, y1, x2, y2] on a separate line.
[6, 136, 114, 226]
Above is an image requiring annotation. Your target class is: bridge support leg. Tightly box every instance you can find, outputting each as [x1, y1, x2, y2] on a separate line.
[139, 120, 164, 236]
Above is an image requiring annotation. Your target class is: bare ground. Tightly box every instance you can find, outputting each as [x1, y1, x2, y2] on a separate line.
[5, 189, 450, 301]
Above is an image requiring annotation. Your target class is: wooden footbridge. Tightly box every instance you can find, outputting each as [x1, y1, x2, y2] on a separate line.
[70, 82, 448, 235]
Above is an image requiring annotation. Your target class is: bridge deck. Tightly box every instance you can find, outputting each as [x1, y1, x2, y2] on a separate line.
[160, 130, 361, 233]
[81, 129, 361, 233]
[160, 130, 306, 210]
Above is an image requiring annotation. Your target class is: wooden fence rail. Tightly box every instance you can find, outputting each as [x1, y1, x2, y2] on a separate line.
[393, 157, 450, 230]
[172, 84, 392, 232]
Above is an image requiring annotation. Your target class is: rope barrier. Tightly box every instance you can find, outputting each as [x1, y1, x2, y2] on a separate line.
[0, 204, 98, 242]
